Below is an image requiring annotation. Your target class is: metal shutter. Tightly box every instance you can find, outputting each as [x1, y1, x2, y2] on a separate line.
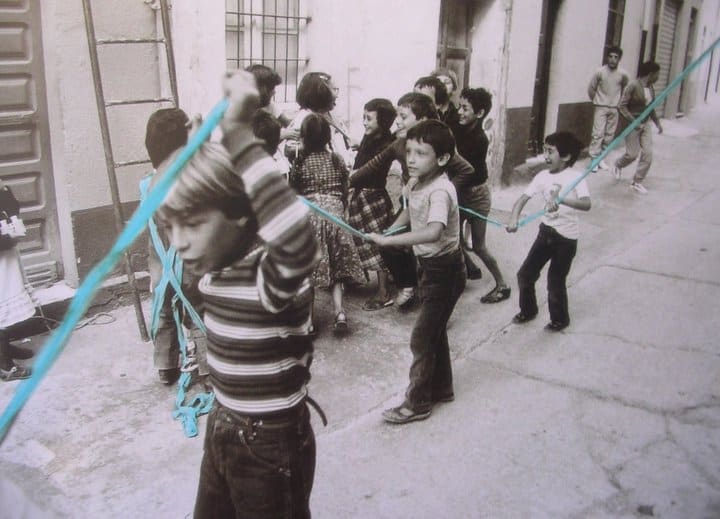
[655, 0, 680, 117]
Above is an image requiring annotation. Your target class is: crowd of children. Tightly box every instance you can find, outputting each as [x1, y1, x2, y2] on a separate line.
[1, 51, 663, 515]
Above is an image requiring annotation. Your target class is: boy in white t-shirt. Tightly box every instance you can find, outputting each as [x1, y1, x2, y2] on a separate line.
[506, 131, 591, 332]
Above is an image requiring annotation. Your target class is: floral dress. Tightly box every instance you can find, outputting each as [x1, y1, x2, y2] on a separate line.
[290, 150, 364, 289]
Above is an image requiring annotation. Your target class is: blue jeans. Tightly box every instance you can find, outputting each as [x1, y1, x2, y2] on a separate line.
[517, 224, 577, 324]
[405, 249, 466, 412]
[194, 403, 316, 519]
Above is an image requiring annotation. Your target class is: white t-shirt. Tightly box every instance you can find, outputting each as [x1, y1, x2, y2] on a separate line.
[524, 167, 590, 240]
[406, 173, 460, 258]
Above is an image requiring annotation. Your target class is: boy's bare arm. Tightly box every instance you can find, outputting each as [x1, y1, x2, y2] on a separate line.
[506, 194, 531, 233]
[387, 208, 410, 232]
[558, 195, 591, 212]
[221, 71, 318, 308]
[368, 222, 443, 247]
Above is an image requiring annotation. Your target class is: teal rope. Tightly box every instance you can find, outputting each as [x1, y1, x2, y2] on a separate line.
[383, 225, 407, 236]
[0, 99, 229, 444]
[518, 35, 720, 228]
[300, 196, 368, 239]
[460, 206, 503, 227]
[170, 300, 214, 438]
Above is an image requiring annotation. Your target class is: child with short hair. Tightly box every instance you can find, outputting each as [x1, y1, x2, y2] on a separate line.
[156, 71, 320, 517]
[251, 109, 282, 156]
[369, 120, 466, 424]
[347, 98, 397, 310]
[414, 75, 458, 128]
[289, 113, 364, 332]
[352, 92, 474, 308]
[455, 87, 511, 302]
[506, 131, 591, 331]
[142, 107, 207, 385]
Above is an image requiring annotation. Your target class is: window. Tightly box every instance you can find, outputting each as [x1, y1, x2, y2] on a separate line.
[225, 0, 309, 102]
[603, 0, 625, 58]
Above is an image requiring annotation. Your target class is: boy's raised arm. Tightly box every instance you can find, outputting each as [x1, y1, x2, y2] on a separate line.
[221, 72, 318, 310]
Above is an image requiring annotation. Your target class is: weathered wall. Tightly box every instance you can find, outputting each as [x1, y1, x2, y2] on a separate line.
[43, 0, 162, 280]
[306, 0, 441, 137]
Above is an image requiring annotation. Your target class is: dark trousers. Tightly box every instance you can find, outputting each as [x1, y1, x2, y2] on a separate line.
[517, 224, 577, 324]
[194, 403, 316, 519]
[405, 249, 466, 412]
[380, 246, 418, 289]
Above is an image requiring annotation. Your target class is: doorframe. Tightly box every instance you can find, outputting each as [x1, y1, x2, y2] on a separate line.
[436, 0, 474, 89]
[528, 0, 561, 156]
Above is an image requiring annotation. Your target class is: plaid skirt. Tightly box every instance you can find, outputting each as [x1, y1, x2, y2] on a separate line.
[347, 188, 394, 272]
[0, 247, 35, 328]
[306, 194, 365, 289]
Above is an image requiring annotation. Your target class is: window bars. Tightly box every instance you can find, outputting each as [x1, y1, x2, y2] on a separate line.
[225, 0, 310, 102]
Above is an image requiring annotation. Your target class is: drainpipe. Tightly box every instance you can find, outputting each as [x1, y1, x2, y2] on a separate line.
[494, 0, 513, 186]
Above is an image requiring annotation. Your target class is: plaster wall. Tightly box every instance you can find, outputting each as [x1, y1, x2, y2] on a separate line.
[544, 0, 608, 135]
[505, 1, 542, 109]
[306, 0, 441, 138]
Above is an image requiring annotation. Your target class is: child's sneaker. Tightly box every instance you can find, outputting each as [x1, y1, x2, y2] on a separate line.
[598, 159, 609, 170]
[630, 182, 648, 194]
[394, 287, 416, 310]
[611, 165, 622, 180]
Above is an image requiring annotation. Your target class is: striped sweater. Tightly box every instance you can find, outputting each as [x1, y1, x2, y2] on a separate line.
[201, 132, 319, 415]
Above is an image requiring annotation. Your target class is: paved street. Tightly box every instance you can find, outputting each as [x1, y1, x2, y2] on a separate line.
[2, 96, 720, 518]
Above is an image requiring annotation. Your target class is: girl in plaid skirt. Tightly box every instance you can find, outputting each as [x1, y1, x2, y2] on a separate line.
[348, 99, 397, 310]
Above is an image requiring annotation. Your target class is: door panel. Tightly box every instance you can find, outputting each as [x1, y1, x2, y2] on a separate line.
[0, 0, 61, 285]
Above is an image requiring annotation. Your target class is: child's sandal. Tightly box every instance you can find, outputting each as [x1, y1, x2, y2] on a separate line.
[0, 364, 32, 382]
[333, 311, 348, 332]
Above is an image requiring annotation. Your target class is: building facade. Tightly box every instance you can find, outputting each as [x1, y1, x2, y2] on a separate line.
[1, 0, 718, 287]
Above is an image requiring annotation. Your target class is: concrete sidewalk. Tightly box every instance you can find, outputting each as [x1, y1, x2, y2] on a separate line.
[2, 97, 720, 518]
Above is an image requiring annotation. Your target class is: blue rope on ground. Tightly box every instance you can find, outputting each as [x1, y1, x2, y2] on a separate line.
[518, 35, 720, 228]
[0, 99, 229, 444]
[141, 175, 211, 437]
[169, 301, 214, 438]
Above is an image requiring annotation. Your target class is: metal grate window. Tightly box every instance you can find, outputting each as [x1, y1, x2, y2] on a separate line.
[225, 0, 310, 102]
[603, 0, 625, 56]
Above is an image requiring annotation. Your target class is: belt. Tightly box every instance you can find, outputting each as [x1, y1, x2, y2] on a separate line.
[215, 396, 327, 430]
[417, 248, 463, 266]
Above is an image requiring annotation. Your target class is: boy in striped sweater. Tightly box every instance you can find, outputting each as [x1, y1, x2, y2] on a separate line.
[157, 71, 319, 519]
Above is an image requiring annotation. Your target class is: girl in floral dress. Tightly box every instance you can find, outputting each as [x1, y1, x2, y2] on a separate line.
[289, 114, 364, 332]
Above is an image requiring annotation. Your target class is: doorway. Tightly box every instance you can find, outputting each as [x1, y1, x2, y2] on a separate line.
[0, 0, 62, 285]
[528, 0, 561, 156]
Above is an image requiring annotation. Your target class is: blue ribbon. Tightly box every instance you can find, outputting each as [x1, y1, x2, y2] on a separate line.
[0, 99, 229, 443]
[140, 175, 211, 437]
[300, 196, 368, 239]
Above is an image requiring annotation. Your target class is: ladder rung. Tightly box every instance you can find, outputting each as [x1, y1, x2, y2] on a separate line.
[115, 159, 151, 168]
[105, 97, 175, 107]
[97, 37, 166, 45]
